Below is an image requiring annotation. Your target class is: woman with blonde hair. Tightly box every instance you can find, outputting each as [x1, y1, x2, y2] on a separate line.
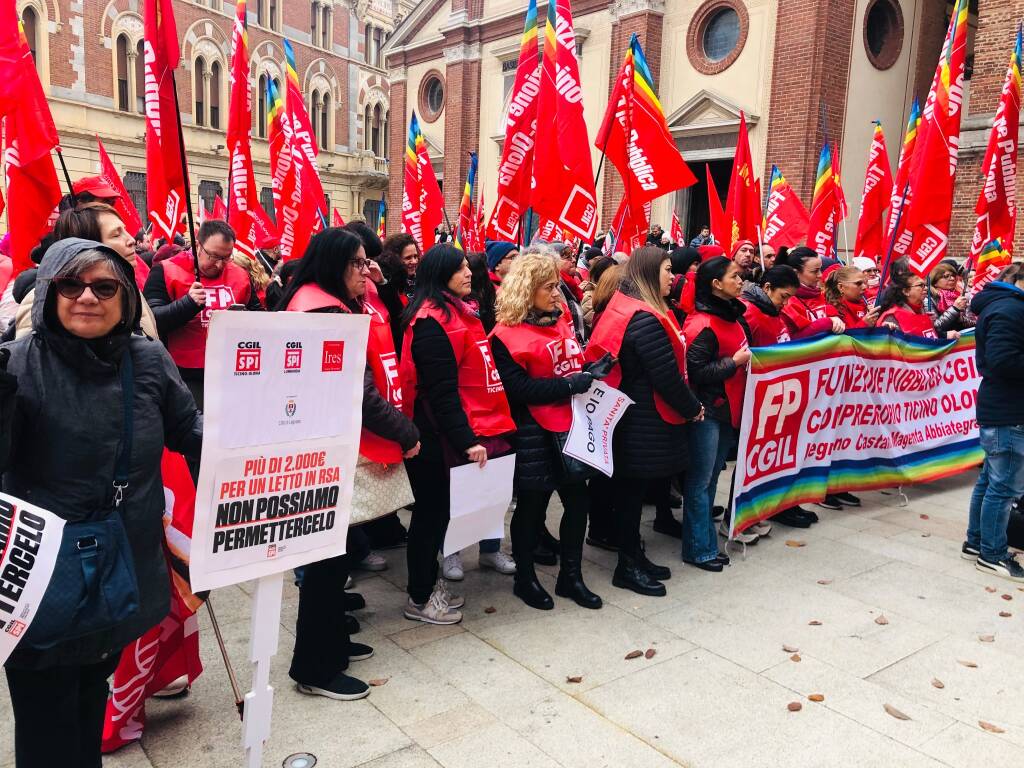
[232, 251, 272, 307]
[823, 265, 879, 330]
[586, 247, 704, 596]
[491, 251, 606, 609]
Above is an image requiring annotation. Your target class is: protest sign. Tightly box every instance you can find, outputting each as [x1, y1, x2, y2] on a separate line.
[190, 310, 368, 592]
[563, 382, 634, 477]
[0, 493, 65, 665]
[731, 329, 982, 536]
[444, 455, 516, 556]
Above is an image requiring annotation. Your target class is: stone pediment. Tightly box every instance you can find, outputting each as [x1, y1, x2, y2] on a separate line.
[665, 90, 758, 137]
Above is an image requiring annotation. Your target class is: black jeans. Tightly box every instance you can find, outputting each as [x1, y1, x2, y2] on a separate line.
[512, 482, 589, 576]
[612, 475, 650, 559]
[587, 473, 617, 542]
[289, 553, 352, 686]
[5, 654, 121, 768]
[405, 455, 449, 604]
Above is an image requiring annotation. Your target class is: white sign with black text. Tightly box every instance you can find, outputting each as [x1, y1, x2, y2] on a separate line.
[562, 382, 634, 477]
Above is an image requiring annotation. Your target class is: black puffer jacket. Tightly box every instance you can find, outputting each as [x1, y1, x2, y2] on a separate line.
[0, 239, 203, 669]
[971, 281, 1024, 427]
[685, 294, 751, 424]
[490, 319, 574, 492]
[612, 308, 703, 478]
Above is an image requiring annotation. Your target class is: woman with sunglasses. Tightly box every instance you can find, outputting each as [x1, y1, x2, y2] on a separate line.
[824, 266, 881, 330]
[878, 268, 955, 339]
[0, 239, 202, 768]
[278, 228, 421, 702]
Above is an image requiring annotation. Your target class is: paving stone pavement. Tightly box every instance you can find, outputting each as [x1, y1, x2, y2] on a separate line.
[3, 469, 1023, 767]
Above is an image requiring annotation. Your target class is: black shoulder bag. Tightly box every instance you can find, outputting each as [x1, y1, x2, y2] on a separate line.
[21, 353, 141, 649]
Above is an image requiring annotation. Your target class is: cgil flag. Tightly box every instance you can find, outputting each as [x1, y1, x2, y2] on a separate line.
[968, 25, 1021, 266]
[903, 0, 971, 277]
[283, 39, 327, 246]
[402, 111, 444, 252]
[530, 0, 597, 241]
[607, 196, 650, 253]
[267, 77, 299, 259]
[226, 0, 276, 258]
[725, 111, 760, 252]
[96, 136, 143, 235]
[806, 143, 839, 258]
[886, 96, 922, 259]
[487, 0, 539, 242]
[332, 207, 345, 227]
[0, 9, 61, 275]
[762, 165, 810, 248]
[671, 208, 684, 245]
[454, 152, 478, 251]
[598, 33, 696, 213]
[143, 0, 187, 244]
[707, 165, 729, 249]
[853, 121, 894, 260]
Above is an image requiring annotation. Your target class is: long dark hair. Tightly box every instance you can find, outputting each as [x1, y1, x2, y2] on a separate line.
[274, 227, 364, 310]
[467, 252, 497, 332]
[780, 245, 819, 274]
[402, 243, 467, 326]
[694, 256, 732, 304]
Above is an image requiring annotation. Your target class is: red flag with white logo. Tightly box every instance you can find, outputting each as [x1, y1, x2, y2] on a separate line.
[96, 136, 143, 235]
[853, 122, 894, 260]
[724, 112, 760, 252]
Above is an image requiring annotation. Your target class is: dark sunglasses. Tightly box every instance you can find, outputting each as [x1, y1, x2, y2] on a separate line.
[53, 277, 121, 301]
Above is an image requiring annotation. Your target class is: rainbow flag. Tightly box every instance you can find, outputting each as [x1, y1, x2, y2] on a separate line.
[454, 152, 478, 251]
[377, 199, 387, 238]
[972, 238, 1012, 290]
[806, 143, 838, 257]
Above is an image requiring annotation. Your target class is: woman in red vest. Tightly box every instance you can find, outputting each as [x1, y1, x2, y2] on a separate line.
[741, 264, 799, 346]
[682, 257, 763, 565]
[279, 229, 421, 703]
[877, 269, 955, 339]
[587, 247, 705, 596]
[779, 247, 847, 339]
[490, 251, 603, 610]
[399, 244, 516, 623]
[824, 265, 881, 330]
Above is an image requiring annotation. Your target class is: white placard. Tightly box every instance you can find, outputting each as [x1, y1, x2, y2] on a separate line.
[443, 455, 516, 557]
[190, 310, 369, 592]
[0, 493, 66, 665]
[562, 382, 634, 477]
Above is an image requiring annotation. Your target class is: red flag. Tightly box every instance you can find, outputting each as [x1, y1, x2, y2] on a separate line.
[226, 0, 276, 258]
[332, 207, 345, 227]
[143, 0, 187, 243]
[473, 186, 486, 252]
[211, 194, 227, 221]
[671, 208, 684, 245]
[102, 450, 203, 753]
[806, 143, 839, 258]
[283, 40, 326, 231]
[707, 166, 729, 248]
[763, 165, 810, 248]
[266, 78, 300, 259]
[0, 11, 60, 274]
[886, 98, 922, 261]
[487, 0, 539, 242]
[96, 136, 143, 235]
[853, 122, 894, 260]
[903, 0, 970, 277]
[608, 196, 649, 253]
[598, 33, 695, 211]
[724, 112, 760, 251]
[402, 112, 443, 252]
[968, 27, 1021, 265]
[530, 0, 597, 241]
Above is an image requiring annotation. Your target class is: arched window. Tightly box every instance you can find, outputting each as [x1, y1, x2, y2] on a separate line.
[21, 7, 37, 65]
[321, 6, 331, 49]
[210, 61, 222, 129]
[135, 40, 146, 113]
[194, 58, 206, 126]
[383, 110, 389, 157]
[116, 35, 130, 111]
[364, 106, 371, 151]
[257, 73, 268, 138]
[310, 3, 318, 46]
[310, 89, 321, 146]
[371, 104, 381, 156]
[268, 0, 278, 31]
[321, 92, 330, 150]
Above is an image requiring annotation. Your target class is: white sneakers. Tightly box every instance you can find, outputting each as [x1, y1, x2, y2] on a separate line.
[356, 551, 388, 572]
[442, 553, 464, 581]
[479, 551, 517, 574]
[404, 584, 463, 625]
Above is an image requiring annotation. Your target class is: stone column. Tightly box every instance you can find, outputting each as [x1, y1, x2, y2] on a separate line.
[442, 42, 482, 216]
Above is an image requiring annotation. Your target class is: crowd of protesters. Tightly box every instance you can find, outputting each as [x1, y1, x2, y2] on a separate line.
[1, 184, 1022, 767]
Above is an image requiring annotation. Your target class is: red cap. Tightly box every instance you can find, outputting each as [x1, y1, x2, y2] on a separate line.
[821, 262, 843, 280]
[730, 239, 755, 259]
[698, 244, 726, 262]
[72, 175, 121, 201]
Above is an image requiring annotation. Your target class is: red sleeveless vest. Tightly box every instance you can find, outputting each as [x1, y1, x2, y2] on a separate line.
[400, 299, 515, 437]
[364, 280, 390, 325]
[742, 299, 790, 346]
[781, 291, 828, 335]
[287, 283, 405, 463]
[879, 305, 937, 339]
[683, 311, 747, 428]
[586, 291, 691, 425]
[162, 252, 252, 369]
[491, 313, 583, 432]
[826, 298, 869, 328]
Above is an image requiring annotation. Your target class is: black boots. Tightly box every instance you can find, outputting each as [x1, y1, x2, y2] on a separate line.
[513, 561, 554, 610]
[556, 552, 602, 609]
[533, 527, 560, 566]
[612, 552, 667, 597]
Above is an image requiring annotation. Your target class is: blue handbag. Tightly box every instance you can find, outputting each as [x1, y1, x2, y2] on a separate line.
[20, 353, 141, 650]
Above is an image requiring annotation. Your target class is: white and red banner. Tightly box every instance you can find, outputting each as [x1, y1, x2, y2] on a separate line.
[563, 381, 633, 477]
[731, 329, 982, 535]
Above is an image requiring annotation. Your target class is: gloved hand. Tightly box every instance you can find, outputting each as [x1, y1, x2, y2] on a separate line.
[566, 371, 594, 395]
[584, 352, 616, 380]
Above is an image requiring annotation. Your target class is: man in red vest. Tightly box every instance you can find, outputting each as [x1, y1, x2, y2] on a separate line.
[144, 220, 261, 409]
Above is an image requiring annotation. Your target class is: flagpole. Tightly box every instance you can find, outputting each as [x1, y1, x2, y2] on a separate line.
[170, 72, 201, 280]
[874, 180, 909, 308]
[53, 147, 74, 198]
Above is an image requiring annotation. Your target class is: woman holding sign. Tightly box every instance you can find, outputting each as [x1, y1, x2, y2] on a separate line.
[0, 238, 203, 768]
[280, 228, 422, 702]
[587, 247, 705, 597]
[399, 244, 516, 624]
[490, 251, 605, 610]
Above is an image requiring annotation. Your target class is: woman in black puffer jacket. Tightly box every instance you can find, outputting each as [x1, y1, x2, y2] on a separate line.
[586, 247, 704, 597]
[491, 251, 604, 611]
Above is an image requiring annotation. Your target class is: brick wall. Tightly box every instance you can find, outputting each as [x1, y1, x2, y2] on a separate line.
[386, 78, 407, 234]
[601, 9, 663, 228]
[442, 58, 482, 216]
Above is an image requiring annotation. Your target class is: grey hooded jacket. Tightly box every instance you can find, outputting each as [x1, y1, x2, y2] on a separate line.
[0, 238, 203, 669]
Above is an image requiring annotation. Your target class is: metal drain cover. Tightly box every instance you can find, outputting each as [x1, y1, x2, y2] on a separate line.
[283, 754, 317, 768]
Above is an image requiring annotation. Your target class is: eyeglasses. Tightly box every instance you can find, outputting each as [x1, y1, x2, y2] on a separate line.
[842, 280, 867, 287]
[351, 258, 372, 272]
[53, 277, 121, 301]
[200, 245, 233, 264]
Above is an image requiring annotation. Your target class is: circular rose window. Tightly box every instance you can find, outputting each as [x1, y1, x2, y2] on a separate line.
[864, 0, 904, 71]
[687, 1, 749, 76]
[418, 72, 445, 122]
